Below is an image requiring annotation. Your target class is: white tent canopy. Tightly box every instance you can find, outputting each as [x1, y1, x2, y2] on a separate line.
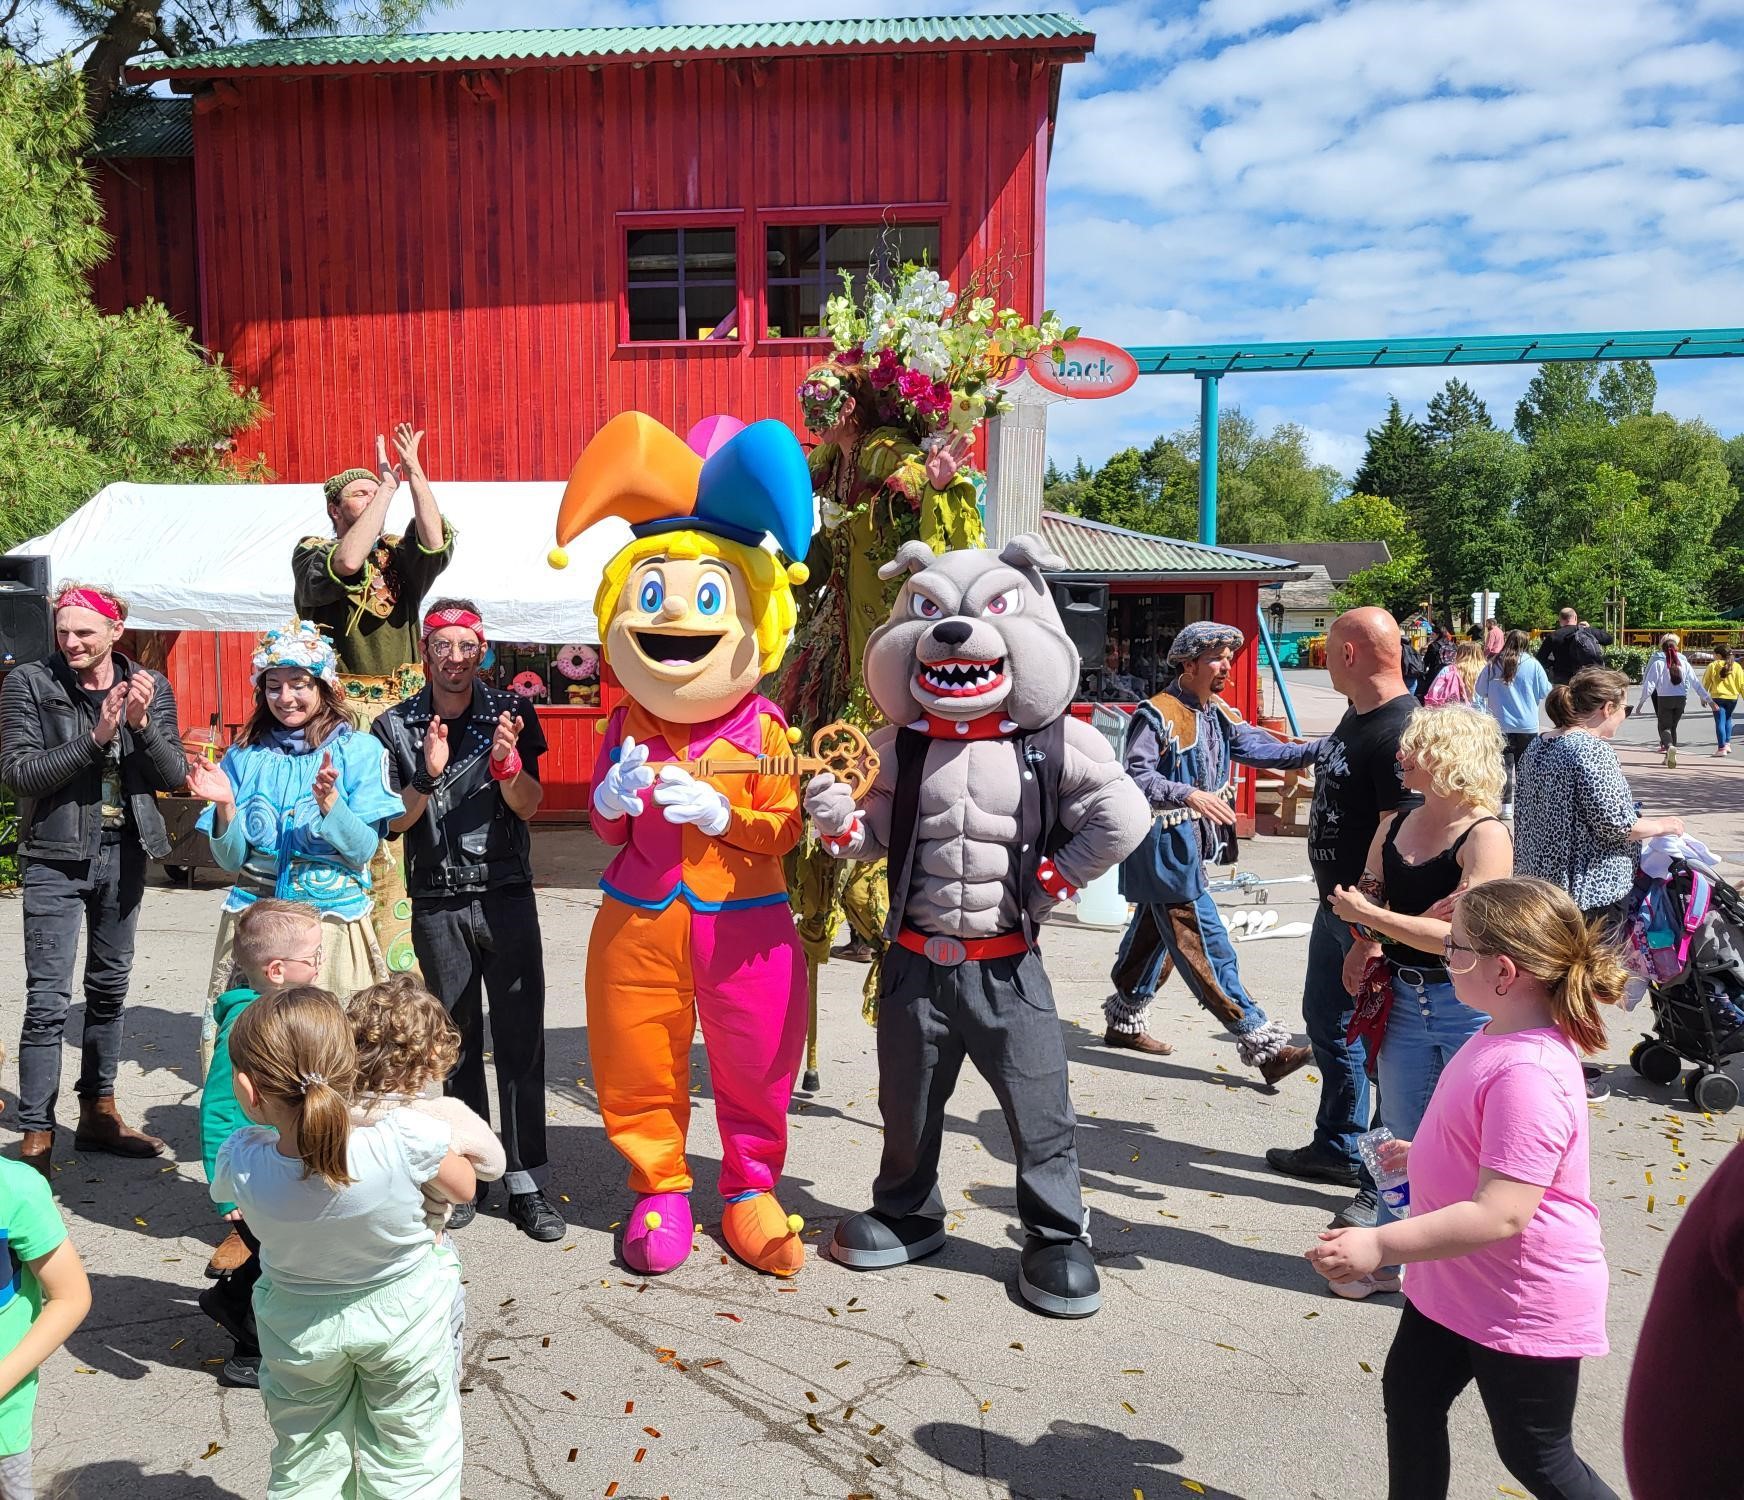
[11, 482, 631, 644]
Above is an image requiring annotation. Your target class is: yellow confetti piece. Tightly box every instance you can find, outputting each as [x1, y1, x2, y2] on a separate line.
[1645, 1170, 1653, 1184]
[980, 1400, 992, 1413]
[1304, 1310, 1320, 1319]
[134, 1216, 147, 1227]
[170, 1337, 185, 1350]
[1121, 1368, 1145, 1374]
[1182, 1484, 1206, 1496]
[1009, 1341, 1024, 1350]
[1647, 1196, 1656, 1213]
[1500, 1488, 1529, 1497]
[1213, 1342, 1237, 1353]
[200, 1443, 222, 1460]
[1359, 1361, 1373, 1373]
[1121, 1400, 1137, 1414]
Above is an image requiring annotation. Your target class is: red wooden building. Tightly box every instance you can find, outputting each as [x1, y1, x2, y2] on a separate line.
[83, 16, 1294, 825]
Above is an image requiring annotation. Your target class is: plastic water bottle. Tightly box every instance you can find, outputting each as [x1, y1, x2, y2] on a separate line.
[1356, 1126, 1410, 1218]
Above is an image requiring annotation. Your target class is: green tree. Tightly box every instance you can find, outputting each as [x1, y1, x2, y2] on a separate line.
[1417, 426, 1529, 615]
[1598, 359, 1656, 422]
[1350, 397, 1431, 517]
[6, 0, 444, 119]
[1513, 361, 1601, 444]
[1422, 378, 1493, 447]
[0, 58, 261, 551]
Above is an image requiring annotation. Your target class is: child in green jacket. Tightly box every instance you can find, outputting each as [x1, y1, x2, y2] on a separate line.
[198, 898, 324, 1387]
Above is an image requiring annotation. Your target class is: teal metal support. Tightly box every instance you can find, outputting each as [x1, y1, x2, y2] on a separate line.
[1198, 372, 1219, 545]
[1254, 601, 1300, 736]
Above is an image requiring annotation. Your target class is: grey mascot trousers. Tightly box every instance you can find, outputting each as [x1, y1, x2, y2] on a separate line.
[871, 943, 1088, 1245]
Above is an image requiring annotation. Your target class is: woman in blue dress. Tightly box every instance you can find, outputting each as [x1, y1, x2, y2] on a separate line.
[186, 620, 406, 1072]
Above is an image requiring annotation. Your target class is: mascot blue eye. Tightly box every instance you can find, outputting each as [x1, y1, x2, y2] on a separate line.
[696, 580, 724, 616]
[638, 575, 665, 613]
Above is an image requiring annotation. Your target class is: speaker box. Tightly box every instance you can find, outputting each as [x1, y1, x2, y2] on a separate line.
[1049, 581, 1109, 668]
[0, 556, 52, 668]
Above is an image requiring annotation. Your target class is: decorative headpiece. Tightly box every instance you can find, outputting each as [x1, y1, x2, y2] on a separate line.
[549, 412, 814, 572]
[422, 606, 485, 644]
[252, 619, 339, 686]
[1167, 620, 1246, 667]
[798, 362, 854, 435]
[323, 468, 375, 506]
[54, 586, 121, 622]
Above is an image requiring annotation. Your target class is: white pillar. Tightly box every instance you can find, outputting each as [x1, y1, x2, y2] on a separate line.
[983, 368, 1068, 547]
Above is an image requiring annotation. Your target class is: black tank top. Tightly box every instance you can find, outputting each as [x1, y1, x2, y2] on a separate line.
[1380, 810, 1501, 969]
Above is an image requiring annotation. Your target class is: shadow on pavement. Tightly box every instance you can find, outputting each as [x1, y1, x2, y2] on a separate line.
[915, 1417, 1247, 1499]
[47, 1460, 247, 1498]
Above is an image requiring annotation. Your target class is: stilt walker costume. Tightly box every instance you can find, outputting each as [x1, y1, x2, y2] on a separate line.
[551, 412, 814, 1278]
[804, 537, 1150, 1317]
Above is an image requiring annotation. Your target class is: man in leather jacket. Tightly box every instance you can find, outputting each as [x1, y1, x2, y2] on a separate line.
[0, 583, 188, 1175]
[372, 598, 561, 1242]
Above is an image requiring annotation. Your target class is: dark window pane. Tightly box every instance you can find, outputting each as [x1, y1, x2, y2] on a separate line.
[766, 281, 824, 340]
[765, 224, 822, 278]
[685, 282, 739, 340]
[627, 286, 681, 342]
[682, 228, 737, 277]
[891, 222, 940, 273]
[626, 229, 678, 283]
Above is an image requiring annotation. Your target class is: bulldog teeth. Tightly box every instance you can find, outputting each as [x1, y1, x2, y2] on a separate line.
[918, 659, 1006, 695]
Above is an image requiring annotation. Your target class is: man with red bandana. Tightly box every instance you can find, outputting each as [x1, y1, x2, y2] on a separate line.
[372, 598, 560, 1242]
[0, 583, 190, 1176]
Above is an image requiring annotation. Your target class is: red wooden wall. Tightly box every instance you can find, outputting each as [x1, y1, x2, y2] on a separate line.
[88, 157, 201, 330]
[189, 50, 1058, 480]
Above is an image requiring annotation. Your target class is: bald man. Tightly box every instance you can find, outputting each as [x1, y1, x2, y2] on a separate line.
[1266, 608, 1417, 1218]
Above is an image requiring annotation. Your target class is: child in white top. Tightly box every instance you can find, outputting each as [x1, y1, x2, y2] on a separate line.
[347, 976, 505, 1381]
[212, 986, 476, 1500]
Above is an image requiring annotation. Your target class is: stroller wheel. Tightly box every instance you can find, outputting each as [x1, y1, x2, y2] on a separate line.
[1637, 1042, 1682, 1087]
[1687, 1069, 1741, 1114]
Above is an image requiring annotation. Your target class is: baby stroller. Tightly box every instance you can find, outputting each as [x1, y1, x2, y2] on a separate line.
[1624, 859, 1744, 1113]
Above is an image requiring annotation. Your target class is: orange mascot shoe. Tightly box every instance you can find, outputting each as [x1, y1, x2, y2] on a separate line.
[721, 1194, 806, 1277]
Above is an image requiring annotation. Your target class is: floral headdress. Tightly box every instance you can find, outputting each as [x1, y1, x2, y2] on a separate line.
[800, 261, 1073, 443]
[251, 619, 339, 686]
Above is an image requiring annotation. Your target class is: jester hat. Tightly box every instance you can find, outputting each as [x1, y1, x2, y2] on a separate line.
[550, 412, 814, 566]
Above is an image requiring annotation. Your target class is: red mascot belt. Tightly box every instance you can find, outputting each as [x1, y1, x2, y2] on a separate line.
[895, 927, 1030, 965]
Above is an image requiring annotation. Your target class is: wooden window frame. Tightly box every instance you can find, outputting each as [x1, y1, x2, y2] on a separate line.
[615, 210, 747, 352]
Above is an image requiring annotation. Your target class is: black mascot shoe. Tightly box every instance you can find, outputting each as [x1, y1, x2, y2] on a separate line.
[830, 1210, 947, 1269]
[1017, 1237, 1100, 1319]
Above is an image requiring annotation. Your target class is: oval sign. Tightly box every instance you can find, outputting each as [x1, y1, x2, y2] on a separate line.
[1028, 337, 1139, 400]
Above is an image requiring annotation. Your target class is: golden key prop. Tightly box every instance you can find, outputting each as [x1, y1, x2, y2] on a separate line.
[652, 720, 880, 799]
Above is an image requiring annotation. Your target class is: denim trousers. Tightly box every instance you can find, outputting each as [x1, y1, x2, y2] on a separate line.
[411, 887, 548, 1194]
[1302, 903, 1366, 1164]
[1375, 968, 1489, 1231]
[18, 841, 147, 1132]
[1108, 892, 1268, 1033]
[1714, 698, 1737, 748]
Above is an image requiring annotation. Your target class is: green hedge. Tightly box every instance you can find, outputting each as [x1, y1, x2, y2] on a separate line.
[0, 786, 15, 891]
[1604, 645, 1649, 682]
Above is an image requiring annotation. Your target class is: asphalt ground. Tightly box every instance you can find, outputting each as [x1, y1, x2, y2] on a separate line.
[3, 668, 1737, 1499]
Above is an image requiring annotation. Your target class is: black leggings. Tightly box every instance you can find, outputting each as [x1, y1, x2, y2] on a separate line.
[1384, 1302, 1618, 1500]
[1653, 693, 1685, 750]
[1502, 731, 1537, 805]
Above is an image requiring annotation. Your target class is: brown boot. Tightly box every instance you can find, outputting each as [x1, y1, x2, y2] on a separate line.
[1260, 1044, 1314, 1088]
[1103, 1026, 1175, 1056]
[73, 1096, 167, 1159]
[19, 1131, 53, 1181]
[205, 1227, 252, 1280]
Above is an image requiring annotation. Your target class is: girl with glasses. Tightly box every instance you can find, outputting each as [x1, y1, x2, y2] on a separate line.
[1308, 877, 1624, 1500]
[1328, 705, 1513, 1292]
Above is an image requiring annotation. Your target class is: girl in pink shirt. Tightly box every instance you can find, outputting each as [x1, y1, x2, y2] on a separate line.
[1306, 876, 1622, 1500]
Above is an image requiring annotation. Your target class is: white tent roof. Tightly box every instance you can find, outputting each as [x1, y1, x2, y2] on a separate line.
[11, 482, 631, 643]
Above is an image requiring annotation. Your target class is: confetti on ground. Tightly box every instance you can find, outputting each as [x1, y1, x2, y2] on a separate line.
[934, 1293, 949, 1302]
[980, 1400, 992, 1413]
[835, 1360, 851, 1370]
[643, 1426, 660, 1438]
[1213, 1342, 1237, 1353]
[1009, 1341, 1024, 1351]
[1182, 1483, 1206, 1495]
[561, 1391, 577, 1402]
[1359, 1362, 1373, 1374]
[170, 1338, 185, 1350]
[567, 1449, 577, 1463]
[700, 1359, 723, 1369]
[1647, 1196, 1656, 1212]
[200, 1443, 222, 1460]
[806, 1391, 818, 1403]
[1121, 1401, 1137, 1415]
[805, 1414, 823, 1434]
[542, 1337, 551, 1347]
[134, 1216, 147, 1227]
[1304, 1311, 1320, 1319]
[864, 1453, 884, 1467]
[605, 1484, 619, 1497]
[868, 1423, 886, 1437]
[634, 1448, 647, 1463]
[1122, 1368, 1144, 1374]
[1500, 1488, 1529, 1497]
[625, 1401, 635, 1414]
[716, 1312, 742, 1322]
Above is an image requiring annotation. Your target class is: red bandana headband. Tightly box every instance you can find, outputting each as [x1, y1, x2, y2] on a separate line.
[55, 587, 121, 622]
[422, 606, 485, 644]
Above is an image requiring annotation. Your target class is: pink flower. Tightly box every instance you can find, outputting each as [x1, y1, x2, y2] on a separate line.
[896, 367, 933, 401]
[870, 349, 902, 389]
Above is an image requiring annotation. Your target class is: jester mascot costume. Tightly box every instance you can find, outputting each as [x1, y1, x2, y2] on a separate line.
[552, 413, 814, 1278]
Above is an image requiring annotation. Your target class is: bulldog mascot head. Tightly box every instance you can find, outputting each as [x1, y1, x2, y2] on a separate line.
[553, 413, 818, 1282]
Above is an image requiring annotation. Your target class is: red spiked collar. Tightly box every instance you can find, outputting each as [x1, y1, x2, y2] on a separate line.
[910, 712, 1018, 740]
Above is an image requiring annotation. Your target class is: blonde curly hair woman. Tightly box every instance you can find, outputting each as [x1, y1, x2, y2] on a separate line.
[1326, 705, 1514, 1290]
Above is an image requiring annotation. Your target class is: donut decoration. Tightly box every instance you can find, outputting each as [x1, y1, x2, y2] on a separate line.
[509, 671, 548, 701]
[556, 643, 598, 682]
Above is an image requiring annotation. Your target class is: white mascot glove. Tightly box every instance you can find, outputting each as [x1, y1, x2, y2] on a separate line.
[651, 765, 732, 837]
[804, 772, 861, 846]
[593, 735, 655, 821]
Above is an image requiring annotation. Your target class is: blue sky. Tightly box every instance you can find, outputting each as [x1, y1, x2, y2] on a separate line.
[61, 0, 1744, 481]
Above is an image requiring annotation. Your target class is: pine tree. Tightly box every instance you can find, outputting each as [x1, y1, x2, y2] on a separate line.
[1350, 397, 1432, 514]
[0, 59, 261, 551]
[1423, 378, 1493, 447]
[1514, 362, 1600, 444]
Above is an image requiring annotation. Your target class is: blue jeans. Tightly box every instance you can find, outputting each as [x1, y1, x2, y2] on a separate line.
[1303, 903, 1366, 1165]
[1376, 968, 1489, 1230]
[1715, 698, 1736, 748]
[1108, 893, 1268, 1033]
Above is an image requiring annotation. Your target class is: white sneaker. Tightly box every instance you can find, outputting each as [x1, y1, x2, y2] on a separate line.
[1330, 1270, 1404, 1300]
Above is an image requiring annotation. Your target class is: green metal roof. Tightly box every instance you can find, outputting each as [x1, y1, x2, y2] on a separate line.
[1041, 511, 1300, 580]
[1126, 328, 1744, 377]
[88, 96, 194, 158]
[135, 14, 1093, 77]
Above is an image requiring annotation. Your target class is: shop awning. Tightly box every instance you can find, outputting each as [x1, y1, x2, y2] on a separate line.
[1040, 511, 1302, 583]
[11, 482, 629, 643]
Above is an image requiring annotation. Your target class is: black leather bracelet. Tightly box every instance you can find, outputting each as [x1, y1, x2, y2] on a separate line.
[411, 769, 440, 795]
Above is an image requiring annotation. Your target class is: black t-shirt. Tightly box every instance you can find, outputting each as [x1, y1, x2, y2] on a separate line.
[75, 683, 130, 838]
[1307, 692, 1417, 898]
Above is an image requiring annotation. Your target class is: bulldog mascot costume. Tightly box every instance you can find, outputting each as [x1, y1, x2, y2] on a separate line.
[804, 537, 1149, 1317]
[552, 413, 814, 1278]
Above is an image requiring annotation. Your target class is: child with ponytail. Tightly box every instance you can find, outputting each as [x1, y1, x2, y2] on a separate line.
[212, 986, 475, 1498]
[1306, 877, 1623, 1500]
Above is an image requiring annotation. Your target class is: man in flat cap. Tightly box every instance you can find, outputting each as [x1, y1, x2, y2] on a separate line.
[1104, 620, 1322, 1085]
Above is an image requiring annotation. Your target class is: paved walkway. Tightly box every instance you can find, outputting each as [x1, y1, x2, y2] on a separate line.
[1, 678, 1738, 1498]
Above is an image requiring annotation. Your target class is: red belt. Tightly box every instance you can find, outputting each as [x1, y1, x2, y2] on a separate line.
[896, 927, 1030, 965]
